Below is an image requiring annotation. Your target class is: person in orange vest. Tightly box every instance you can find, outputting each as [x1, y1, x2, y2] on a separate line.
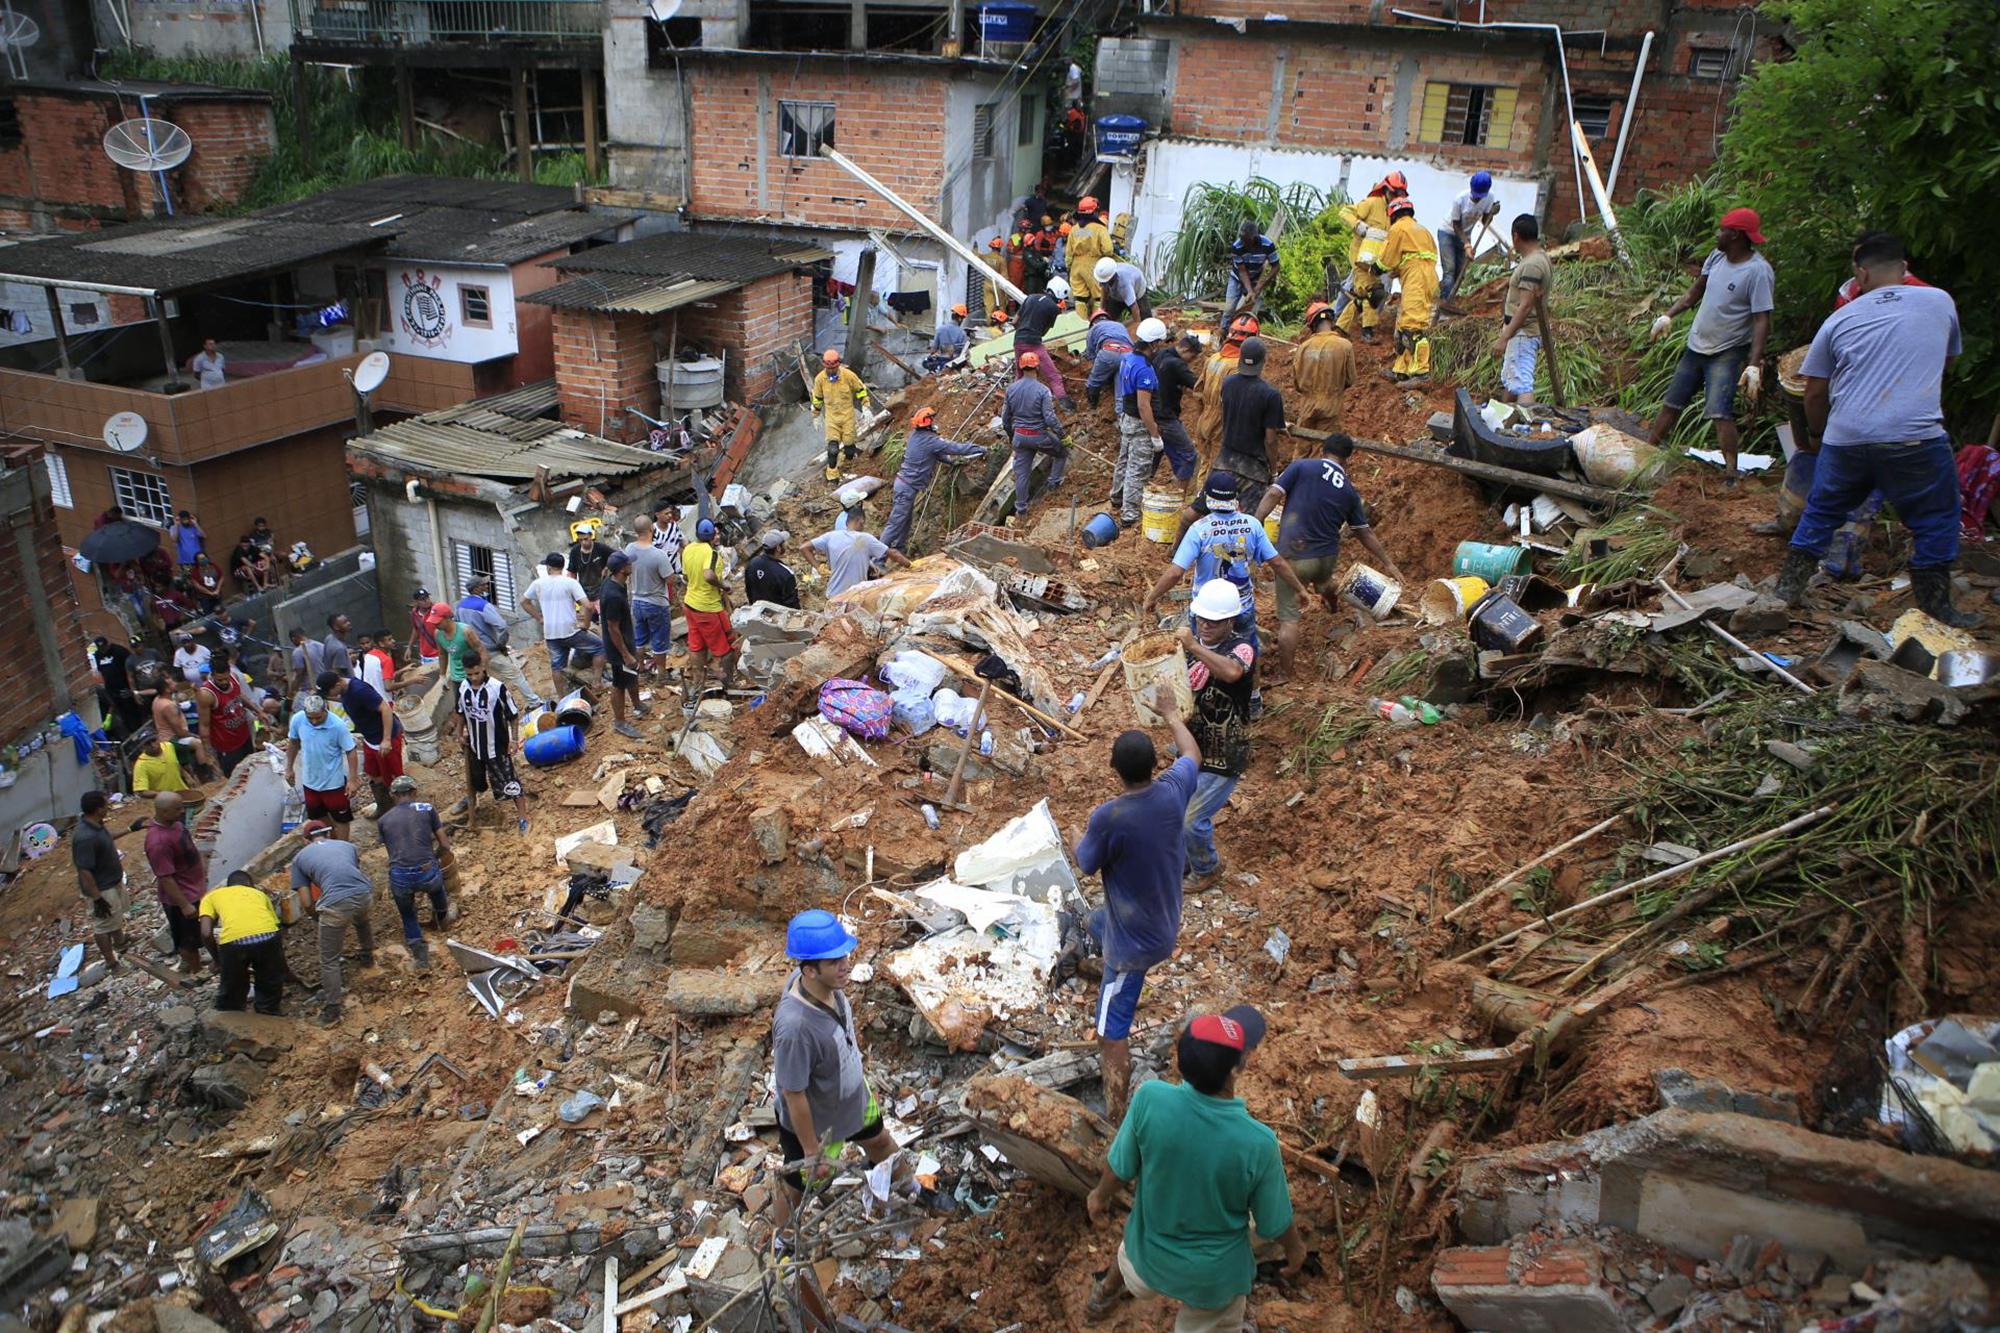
[1376, 195, 1441, 384]
[1006, 228, 1029, 293]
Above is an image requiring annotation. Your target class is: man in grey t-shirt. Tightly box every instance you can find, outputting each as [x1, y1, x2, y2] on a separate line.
[809, 516, 909, 599]
[291, 823, 377, 1025]
[1643, 207, 1775, 483]
[624, 516, 679, 662]
[769, 909, 899, 1235]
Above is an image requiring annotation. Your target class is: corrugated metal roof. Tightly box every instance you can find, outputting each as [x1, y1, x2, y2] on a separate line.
[550, 230, 831, 282]
[256, 177, 637, 267]
[519, 270, 744, 314]
[0, 217, 386, 295]
[353, 380, 670, 484]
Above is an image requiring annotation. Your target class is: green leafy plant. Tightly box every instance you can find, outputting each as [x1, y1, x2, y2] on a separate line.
[1158, 178, 1329, 308]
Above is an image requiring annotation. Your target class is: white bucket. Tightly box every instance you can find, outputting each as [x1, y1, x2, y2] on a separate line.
[1340, 563, 1401, 619]
[1121, 633, 1194, 724]
[1569, 424, 1663, 489]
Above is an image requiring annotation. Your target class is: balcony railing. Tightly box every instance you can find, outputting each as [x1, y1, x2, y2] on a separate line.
[290, 0, 605, 46]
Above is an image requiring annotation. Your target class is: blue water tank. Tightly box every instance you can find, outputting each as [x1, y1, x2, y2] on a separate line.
[977, 2, 1039, 43]
[1096, 114, 1147, 157]
[523, 724, 586, 767]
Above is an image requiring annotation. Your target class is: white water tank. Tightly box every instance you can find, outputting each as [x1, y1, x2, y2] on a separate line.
[659, 355, 725, 409]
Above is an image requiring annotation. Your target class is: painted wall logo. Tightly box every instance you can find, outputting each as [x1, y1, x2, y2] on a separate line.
[400, 269, 452, 347]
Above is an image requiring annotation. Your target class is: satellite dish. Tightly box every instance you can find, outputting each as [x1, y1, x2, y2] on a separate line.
[0, 12, 39, 49]
[647, 0, 683, 22]
[352, 351, 392, 395]
[103, 119, 192, 173]
[103, 411, 149, 452]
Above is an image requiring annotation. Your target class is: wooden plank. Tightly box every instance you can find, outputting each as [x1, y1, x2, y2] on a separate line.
[1336, 1046, 1526, 1080]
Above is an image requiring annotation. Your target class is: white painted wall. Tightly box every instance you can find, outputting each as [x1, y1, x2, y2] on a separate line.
[0, 282, 136, 350]
[375, 263, 523, 365]
[1114, 138, 1545, 291]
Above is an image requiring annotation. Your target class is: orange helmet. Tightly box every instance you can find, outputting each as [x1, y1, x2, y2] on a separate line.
[1226, 313, 1261, 345]
[1078, 196, 1101, 215]
[1387, 193, 1414, 218]
[822, 348, 841, 366]
[1376, 171, 1408, 196]
[950, 302, 968, 318]
[1304, 301, 1335, 329]
[988, 237, 1005, 251]
[912, 406, 938, 427]
[1017, 350, 1040, 370]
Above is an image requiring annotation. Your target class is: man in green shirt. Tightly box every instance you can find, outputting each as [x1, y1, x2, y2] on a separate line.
[1085, 1005, 1304, 1329]
[429, 602, 483, 683]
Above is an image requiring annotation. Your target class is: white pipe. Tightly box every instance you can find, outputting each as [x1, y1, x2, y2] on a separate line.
[249, 0, 266, 57]
[1605, 30, 1652, 198]
[1571, 121, 1630, 267]
[820, 146, 1029, 304]
[1390, 10, 1593, 226]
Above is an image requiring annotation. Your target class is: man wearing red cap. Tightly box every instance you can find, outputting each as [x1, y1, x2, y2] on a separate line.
[1643, 207, 1775, 483]
[1085, 1005, 1305, 1327]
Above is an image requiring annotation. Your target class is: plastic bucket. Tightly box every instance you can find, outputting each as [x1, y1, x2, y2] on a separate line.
[1568, 424, 1662, 489]
[1079, 512, 1121, 548]
[521, 706, 559, 735]
[1418, 576, 1490, 624]
[1095, 114, 1146, 156]
[1468, 593, 1543, 652]
[1452, 541, 1531, 582]
[1263, 511, 1281, 544]
[523, 724, 586, 768]
[1140, 488, 1181, 544]
[554, 689, 594, 732]
[1355, 233, 1385, 269]
[1340, 563, 1401, 618]
[1121, 633, 1195, 725]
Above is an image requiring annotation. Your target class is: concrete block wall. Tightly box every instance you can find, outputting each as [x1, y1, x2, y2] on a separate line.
[1093, 37, 1172, 126]
[553, 308, 663, 443]
[90, 0, 295, 60]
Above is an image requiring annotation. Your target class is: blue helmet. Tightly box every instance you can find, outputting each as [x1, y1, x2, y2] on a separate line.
[787, 909, 858, 962]
[1470, 170, 1493, 197]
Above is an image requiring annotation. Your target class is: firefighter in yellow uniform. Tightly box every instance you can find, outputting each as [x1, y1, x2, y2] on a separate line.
[978, 237, 1010, 324]
[1335, 172, 1402, 341]
[1292, 301, 1358, 432]
[1066, 197, 1115, 318]
[1190, 314, 1259, 473]
[811, 348, 871, 482]
[1375, 195, 1441, 383]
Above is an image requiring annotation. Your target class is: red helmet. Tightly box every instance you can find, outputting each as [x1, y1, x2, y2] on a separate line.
[1226, 314, 1261, 345]
[1387, 193, 1414, 219]
[1078, 195, 1101, 215]
[912, 406, 938, 426]
[1303, 301, 1335, 329]
[988, 237, 1005, 251]
[1017, 350, 1040, 370]
[1376, 171, 1409, 196]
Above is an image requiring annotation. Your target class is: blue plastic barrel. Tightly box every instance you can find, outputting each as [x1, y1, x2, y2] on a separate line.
[977, 2, 1038, 43]
[523, 724, 586, 767]
[1079, 512, 1120, 548]
[1096, 114, 1147, 157]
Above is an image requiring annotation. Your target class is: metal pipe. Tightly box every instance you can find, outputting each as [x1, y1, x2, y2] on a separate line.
[820, 146, 1029, 305]
[1605, 29, 1654, 198]
[1389, 10, 1592, 226]
[0, 277, 160, 298]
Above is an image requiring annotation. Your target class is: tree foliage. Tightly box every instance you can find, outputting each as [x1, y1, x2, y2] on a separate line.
[1716, 0, 2000, 421]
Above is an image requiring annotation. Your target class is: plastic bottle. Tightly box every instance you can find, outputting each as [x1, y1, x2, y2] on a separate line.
[1398, 695, 1443, 725]
[1367, 697, 1416, 726]
[1066, 690, 1087, 714]
[979, 729, 993, 756]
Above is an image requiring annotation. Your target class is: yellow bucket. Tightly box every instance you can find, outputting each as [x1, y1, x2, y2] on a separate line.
[1419, 576, 1490, 624]
[1140, 487, 1182, 544]
[1355, 233, 1386, 269]
[1263, 510, 1281, 544]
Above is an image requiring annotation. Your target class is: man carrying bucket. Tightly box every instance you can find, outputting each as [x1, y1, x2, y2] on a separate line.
[1254, 433, 1406, 686]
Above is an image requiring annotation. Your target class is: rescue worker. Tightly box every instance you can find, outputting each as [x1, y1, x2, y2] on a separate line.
[1002, 352, 1069, 522]
[811, 348, 872, 483]
[1291, 301, 1357, 433]
[1191, 315, 1258, 474]
[1111, 318, 1170, 526]
[1335, 171, 1403, 341]
[882, 405, 988, 553]
[1222, 219, 1279, 323]
[1096, 256, 1151, 320]
[1013, 276, 1072, 407]
[1377, 194, 1441, 384]
[1067, 197, 1116, 318]
[1021, 216, 1052, 292]
[1083, 308, 1135, 412]
[979, 237, 1010, 324]
[1006, 226, 1029, 293]
[925, 304, 969, 373]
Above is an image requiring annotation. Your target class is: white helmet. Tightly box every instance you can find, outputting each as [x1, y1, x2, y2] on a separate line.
[1093, 257, 1118, 282]
[1191, 578, 1242, 622]
[1046, 276, 1071, 301]
[1135, 316, 1168, 344]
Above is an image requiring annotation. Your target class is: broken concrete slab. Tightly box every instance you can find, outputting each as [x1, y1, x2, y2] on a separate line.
[45, 1197, 97, 1251]
[748, 805, 790, 864]
[666, 914, 778, 967]
[664, 970, 787, 1018]
[1431, 1241, 1629, 1333]
[191, 1056, 270, 1110]
[962, 1075, 1115, 1199]
[198, 1010, 297, 1062]
[1652, 1068, 1801, 1124]
[1455, 1107, 2000, 1271]
[1837, 659, 1968, 725]
[1725, 592, 1791, 638]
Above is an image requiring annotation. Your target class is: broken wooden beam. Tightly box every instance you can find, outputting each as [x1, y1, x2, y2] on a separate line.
[1336, 1045, 1527, 1080]
[1285, 423, 1622, 506]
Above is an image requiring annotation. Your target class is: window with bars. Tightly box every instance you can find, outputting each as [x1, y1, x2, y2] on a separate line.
[972, 104, 996, 160]
[1418, 82, 1518, 149]
[1573, 96, 1615, 141]
[44, 454, 72, 508]
[778, 101, 836, 158]
[109, 467, 173, 527]
[460, 285, 493, 328]
[453, 541, 517, 610]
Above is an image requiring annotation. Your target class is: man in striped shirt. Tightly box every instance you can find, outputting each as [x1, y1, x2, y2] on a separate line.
[448, 657, 530, 834]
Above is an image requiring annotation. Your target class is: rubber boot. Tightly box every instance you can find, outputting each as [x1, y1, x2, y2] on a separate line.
[1773, 548, 1818, 607]
[368, 781, 393, 820]
[1913, 566, 1985, 630]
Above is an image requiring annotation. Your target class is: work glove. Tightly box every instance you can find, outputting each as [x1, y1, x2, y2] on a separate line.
[1648, 315, 1673, 341]
[1149, 436, 1164, 453]
[1738, 364, 1763, 400]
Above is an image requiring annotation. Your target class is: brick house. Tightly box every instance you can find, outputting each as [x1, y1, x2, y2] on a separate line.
[525, 231, 828, 442]
[1100, 0, 1788, 266]
[0, 79, 277, 232]
[0, 441, 101, 832]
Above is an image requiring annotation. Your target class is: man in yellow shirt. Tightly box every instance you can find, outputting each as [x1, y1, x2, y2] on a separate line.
[199, 870, 285, 1014]
[678, 517, 739, 718]
[1291, 301, 1357, 432]
[1335, 173, 1401, 341]
[811, 348, 872, 483]
[131, 735, 188, 793]
[1376, 196, 1441, 384]
[1067, 198, 1115, 318]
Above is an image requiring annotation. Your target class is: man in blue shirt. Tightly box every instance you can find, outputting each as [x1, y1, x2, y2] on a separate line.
[1073, 707, 1200, 1121]
[285, 693, 358, 840]
[1253, 434, 1407, 684]
[1139, 472, 1309, 655]
[882, 405, 988, 552]
[1082, 310, 1134, 411]
[456, 574, 546, 709]
[1224, 220, 1280, 322]
[1778, 232, 1975, 627]
[923, 303, 969, 373]
[1110, 318, 1169, 526]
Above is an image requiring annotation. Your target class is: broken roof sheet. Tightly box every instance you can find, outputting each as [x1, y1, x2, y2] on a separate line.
[257, 176, 636, 267]
[548, 230, 831, 282]
[352, 381, 672, 484]
[519, 270, 746, 315]
[0, 217, 387, 296]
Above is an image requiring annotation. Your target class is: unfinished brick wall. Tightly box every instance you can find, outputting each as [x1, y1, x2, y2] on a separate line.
[168, 101, 279, 214]
[553, 308, 663, 443]
[0, 456, 95, 746]
[686, 60, 949, 229]
[672, 271, 815, 407]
